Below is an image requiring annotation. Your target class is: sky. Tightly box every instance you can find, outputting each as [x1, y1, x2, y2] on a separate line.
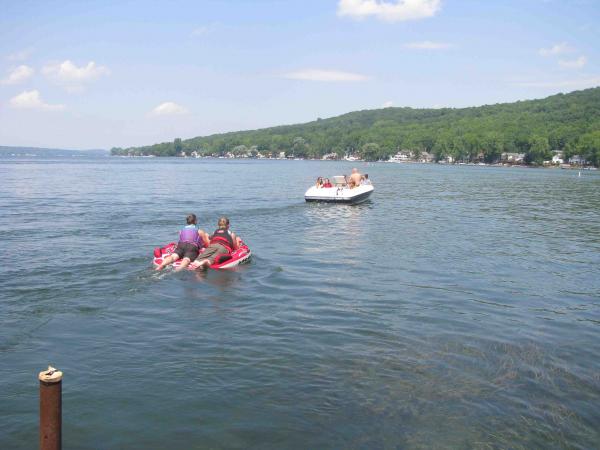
[0, 0, 599, 149]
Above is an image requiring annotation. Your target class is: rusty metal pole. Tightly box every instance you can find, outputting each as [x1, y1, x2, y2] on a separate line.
[39, 366, 62, 450]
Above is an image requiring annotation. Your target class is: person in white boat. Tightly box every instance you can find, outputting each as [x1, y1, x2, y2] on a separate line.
[349, 168, 362, 188]
[315, 177, 324, 188]
[360, 174, 372, 185]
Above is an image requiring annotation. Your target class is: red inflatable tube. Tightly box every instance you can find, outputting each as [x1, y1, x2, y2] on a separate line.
[152, 241, 252, 270]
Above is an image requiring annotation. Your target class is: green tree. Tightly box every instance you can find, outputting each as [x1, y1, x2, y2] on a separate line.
[232, 144, 248, 156]
[292, 137, 308, 157]
[526, 135, 551, 164]
[482, 132, 504, 163]
[361, 142, 381, 161]
[174, 138, 183, 155]
[577, 131, 600, 166]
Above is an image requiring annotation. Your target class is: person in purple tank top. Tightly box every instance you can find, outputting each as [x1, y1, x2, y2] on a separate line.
[155, 214, 209, 271]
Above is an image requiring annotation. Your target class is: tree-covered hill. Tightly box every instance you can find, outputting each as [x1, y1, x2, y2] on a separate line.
[111, 87, 600, 166]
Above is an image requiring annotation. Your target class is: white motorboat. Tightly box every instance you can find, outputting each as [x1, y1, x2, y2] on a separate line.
[304, 176, 374, 204]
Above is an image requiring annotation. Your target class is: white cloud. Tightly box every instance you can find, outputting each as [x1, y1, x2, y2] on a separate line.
[9, 90, 65, 111]
[1, 65, 34, 85]
[150, 102, 189, 116]
[514, 76, 600, 88]
[383, 100, 394, 107]
[42, 60, 110, 90]
[284, 69, 369, 82]
[558, 56, 587, 69]
[403, 40, 453, 50]
[539, 42, 573, 57]
[337, 0, 441, 22]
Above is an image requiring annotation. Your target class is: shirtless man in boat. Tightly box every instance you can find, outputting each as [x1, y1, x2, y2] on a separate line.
[349, 168, 362, 188]
[189, 217, 241, 270]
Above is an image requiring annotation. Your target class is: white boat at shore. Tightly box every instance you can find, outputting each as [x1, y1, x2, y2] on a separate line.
[304, 176, 374, 204]
[388, 152, 411, 163]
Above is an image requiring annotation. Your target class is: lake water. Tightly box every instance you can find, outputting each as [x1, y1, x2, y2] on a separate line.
[1, 157, 599, 449]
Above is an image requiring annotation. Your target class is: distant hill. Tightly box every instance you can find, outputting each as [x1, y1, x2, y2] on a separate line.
[0, 146, 109, 158]
[111, 87, 600, 166]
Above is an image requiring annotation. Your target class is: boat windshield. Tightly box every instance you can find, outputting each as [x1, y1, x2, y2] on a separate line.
[332, 176, 346, 187]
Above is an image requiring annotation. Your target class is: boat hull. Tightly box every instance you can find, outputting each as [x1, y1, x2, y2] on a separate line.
[304, 185, 374, 204]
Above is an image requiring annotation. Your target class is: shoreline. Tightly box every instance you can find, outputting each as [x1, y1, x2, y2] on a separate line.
[2, 154, 596, 170]
[110, 154, 598, 170]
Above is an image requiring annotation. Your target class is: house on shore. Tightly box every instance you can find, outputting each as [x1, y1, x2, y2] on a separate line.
[552, 151, 564, 165]
[389, 151, 412, 162]
[569, 155, 588, 165]
[419, 152, 434, 163]
[501, 152, 525, 164]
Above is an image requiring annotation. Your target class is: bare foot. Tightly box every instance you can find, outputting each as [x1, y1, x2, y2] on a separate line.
[190, 260, 208, 270]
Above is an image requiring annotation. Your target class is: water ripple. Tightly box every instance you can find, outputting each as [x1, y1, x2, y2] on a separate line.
[1, 158, 599, 449]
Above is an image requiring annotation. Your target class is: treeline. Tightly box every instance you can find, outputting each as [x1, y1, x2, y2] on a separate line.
[112, 87, 600, 166]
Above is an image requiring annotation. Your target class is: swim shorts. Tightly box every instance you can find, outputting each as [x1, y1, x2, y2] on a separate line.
[194, 243, 229, 264]
[174, 242, 200, 261]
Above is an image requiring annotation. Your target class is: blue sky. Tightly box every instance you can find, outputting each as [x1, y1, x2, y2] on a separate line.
[1, 0, 599, 149]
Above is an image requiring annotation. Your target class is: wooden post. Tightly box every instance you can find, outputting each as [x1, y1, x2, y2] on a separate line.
[39, 366, 62, 450]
